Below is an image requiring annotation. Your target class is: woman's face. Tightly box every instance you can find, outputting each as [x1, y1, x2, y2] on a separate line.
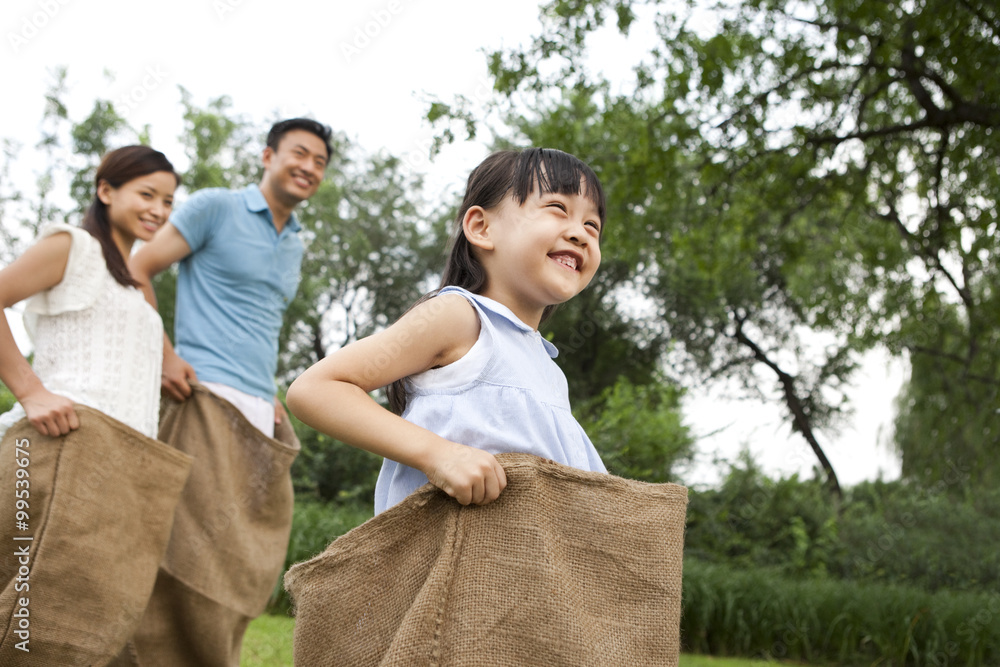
[98, 170, 176, 246]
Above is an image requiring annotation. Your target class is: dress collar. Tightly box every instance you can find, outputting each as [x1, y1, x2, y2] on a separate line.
[438, 286, 560, 358]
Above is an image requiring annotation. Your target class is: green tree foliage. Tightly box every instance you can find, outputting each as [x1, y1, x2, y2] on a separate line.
[0, 139, 26, 265]
[431, 0, 1000, 495]
[279, 151, 443, 385]
[892, 296, 999, 490]
[580, 375, 694, 482]
[177, 88, 259, 191]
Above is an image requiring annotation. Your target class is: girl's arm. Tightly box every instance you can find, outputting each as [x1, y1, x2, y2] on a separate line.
[287, 293, 508, 506]
[0, 233, 79, 436]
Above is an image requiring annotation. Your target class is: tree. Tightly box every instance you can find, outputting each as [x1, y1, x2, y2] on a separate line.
[431, 0, 1000, 495]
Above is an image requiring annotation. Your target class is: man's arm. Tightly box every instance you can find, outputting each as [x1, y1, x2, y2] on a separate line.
[129, 223, 199, 401]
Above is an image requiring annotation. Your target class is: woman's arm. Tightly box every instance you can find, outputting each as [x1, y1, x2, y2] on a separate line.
[0, 233, 79, 435]
[287, 293, 508, 506]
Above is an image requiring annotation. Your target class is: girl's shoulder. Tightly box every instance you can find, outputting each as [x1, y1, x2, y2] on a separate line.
[412, 289, 480, 327]
[19, 224, 107, 319]
[401, 290, 482, 371]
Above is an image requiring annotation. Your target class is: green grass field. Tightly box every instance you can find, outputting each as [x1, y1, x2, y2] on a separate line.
[240, 614, 784, 666]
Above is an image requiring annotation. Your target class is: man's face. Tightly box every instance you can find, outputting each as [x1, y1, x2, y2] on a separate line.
[262, 129, 328, 204]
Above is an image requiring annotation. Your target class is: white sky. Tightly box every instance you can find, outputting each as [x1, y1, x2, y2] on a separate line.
[1, 0, 903, 487]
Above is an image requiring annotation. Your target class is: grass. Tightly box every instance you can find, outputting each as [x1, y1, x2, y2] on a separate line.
[239, 613, 801, 666]
[240, 614, 295, 667]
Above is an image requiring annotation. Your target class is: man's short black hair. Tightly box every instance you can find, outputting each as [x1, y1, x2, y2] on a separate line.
[266, 118, 334, 161]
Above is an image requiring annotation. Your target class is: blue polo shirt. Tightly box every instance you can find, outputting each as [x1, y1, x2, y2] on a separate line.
[171, 184, 303, 401]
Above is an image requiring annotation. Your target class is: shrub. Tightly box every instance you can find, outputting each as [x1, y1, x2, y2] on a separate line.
[269, 499, 372, 613]
[682, 560, 1000, 666]
[684, 456, 1000, 592]
[684, 453, 839, 577]
[832, 481, 1000, 592]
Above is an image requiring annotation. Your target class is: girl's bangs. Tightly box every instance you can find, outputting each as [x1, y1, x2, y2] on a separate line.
[511, 149, 606, 225]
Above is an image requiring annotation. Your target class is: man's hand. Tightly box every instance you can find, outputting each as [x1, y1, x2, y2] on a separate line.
[274, 395, 287, 427]
[161, 348, 198, 401]
[21, 387, 79, 437]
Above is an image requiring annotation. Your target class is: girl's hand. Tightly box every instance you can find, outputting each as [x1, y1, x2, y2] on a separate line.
[423, 441, 508, 506]
[20, 387, 79, 437]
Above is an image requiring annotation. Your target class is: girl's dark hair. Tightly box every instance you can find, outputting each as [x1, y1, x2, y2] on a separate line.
[387, 147, 606, 414]
[82, 145, 179, 288]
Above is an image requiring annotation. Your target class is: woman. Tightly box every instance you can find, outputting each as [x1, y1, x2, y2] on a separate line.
[0, 145, 178, 438]
[0, 146, 191, 665]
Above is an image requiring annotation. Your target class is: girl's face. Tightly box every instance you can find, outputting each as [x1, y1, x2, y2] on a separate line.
[98, 170, 176, 251]
[473, 182, 602, 327]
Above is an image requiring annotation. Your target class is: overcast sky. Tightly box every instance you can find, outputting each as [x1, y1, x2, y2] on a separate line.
[2, 0, 904, 486]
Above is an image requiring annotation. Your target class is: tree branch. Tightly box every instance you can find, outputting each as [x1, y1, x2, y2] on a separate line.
[731, 314, 843, 499]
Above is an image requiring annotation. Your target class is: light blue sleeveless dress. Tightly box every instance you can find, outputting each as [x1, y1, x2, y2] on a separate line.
[373, 286, 607, 513]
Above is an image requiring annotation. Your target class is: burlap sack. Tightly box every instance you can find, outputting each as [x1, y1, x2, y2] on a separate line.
[0, 406, 193, 667]
[112, 383, 300, 666]
[286, 453, 688, 667]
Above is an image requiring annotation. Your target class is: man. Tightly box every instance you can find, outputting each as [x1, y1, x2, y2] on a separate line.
[120, 118, 332, 665]
[132, 117, 332, 436]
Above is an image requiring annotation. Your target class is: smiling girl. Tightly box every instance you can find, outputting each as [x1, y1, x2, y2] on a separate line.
[288, 147, 608, 513]
[0, 145, 179, 439]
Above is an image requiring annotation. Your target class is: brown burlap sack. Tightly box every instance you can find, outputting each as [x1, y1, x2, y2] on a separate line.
[112, 383, 300, 666]
[0, 407, 193, 667]
[285, 453, 688, 667]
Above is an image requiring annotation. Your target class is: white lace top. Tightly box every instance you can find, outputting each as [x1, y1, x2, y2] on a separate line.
[0, 224, 163, 439]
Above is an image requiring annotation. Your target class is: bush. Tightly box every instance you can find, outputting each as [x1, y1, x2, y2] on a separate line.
[582, 375, 695, 483]
[682, 559, 1000, 666]
[269, 499, 372, 614]
[684, 453, 838, 577]
[289, 417, 381, 503]
[0, 381, 15, 415]
[684, 455, 1000, 592]
[831, 480, 1000, 592]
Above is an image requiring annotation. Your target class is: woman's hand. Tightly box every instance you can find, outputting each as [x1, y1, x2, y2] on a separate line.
[422, 441, 508, 506]
[20, 387, 79, 437]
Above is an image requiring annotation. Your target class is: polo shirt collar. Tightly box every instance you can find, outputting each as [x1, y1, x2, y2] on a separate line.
[242, 184, 302, 232]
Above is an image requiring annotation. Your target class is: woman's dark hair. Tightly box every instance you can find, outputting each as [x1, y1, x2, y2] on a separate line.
[82, 145, 179, 288]
[266, 117, 334, 161]
[387, 147, 606, 414]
